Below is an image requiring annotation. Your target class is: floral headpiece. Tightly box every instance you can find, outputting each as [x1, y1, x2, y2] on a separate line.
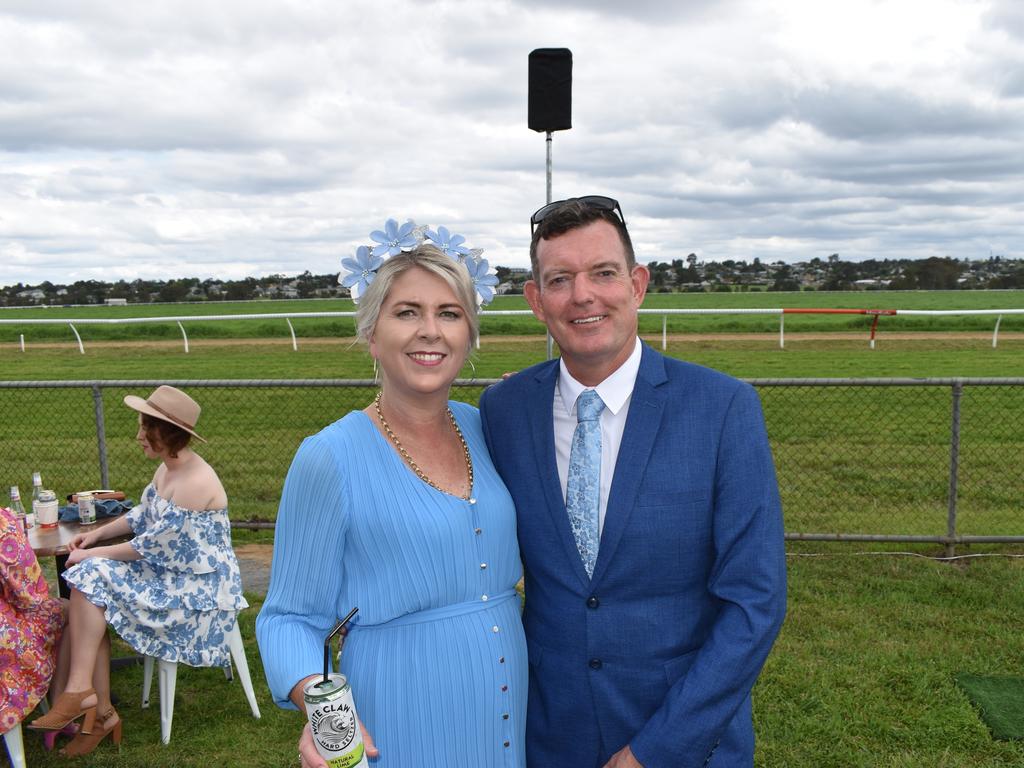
[339, 218, 498, 306]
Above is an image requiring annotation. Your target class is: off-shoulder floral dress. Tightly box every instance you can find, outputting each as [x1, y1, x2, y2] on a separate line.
[0, 507, 65, 734]
[63, 483, 248, 668]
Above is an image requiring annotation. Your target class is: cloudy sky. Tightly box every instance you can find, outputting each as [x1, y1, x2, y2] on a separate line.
[2, 0, 1023, 287]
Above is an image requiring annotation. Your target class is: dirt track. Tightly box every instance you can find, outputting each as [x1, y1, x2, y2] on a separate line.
[13, 331, 1024, 350]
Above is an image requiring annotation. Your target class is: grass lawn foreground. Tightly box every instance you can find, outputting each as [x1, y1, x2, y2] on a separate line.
[16, 550, 1024, 767]
[7, 293, 1024, 766]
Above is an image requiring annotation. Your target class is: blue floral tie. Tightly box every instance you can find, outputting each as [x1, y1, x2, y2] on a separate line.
[566, 390, 605, 578]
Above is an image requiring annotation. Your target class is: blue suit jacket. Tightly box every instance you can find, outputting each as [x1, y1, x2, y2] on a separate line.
[479, 344, 786, 768]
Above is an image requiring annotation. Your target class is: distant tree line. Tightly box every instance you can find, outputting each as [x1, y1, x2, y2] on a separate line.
[644, 254, 1023, 293]
[0, 271, 342, 306]
[2, 255, 1022, 306]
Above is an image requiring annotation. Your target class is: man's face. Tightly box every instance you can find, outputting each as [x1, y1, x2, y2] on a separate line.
[525, 219, 649, 385]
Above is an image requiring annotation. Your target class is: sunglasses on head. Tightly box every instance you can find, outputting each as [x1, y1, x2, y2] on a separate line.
[530, 195, 626, 235]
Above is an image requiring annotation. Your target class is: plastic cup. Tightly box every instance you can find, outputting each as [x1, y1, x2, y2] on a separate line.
[36, 491, 59, 528]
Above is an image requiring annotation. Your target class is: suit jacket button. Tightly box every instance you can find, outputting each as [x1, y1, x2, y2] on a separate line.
[586, 596, 599, 609]
[588, 658, 602, 670]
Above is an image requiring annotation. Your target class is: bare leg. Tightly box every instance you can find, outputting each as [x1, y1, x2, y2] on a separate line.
[50, 599, 72, 702]
[63, 588, 108, 708]
[93, 632, 115, 721]
[28, 589, 105, 731]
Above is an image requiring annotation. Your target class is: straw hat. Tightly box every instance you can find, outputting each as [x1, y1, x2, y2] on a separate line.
[124, 385, 207, 442]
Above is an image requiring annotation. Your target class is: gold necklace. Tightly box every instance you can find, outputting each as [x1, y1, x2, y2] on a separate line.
[374, 391, 473, 500]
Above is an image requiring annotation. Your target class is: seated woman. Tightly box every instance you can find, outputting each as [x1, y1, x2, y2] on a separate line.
[29, 385, 248, 756]
[0, 506, 65, 741]
[258, 221, 525, 768]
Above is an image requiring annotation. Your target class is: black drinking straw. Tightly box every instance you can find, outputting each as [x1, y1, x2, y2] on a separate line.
[323, 607, 359, 685]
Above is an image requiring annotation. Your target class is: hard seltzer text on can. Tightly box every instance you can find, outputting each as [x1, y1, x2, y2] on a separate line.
[78, 491, 97, 525]
[304, 674, 365, 767]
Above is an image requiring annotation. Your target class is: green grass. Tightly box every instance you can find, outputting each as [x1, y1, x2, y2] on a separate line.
[756, 549, 1024, 767]
[17, 593, 304, 768]
[1, 336, 1022, 534]
[16, 552, 1024, 767]
[2, 334, 1024, 380]
[7, 321, 1024, 766]
[1, 289, 1022, 342]
[955, 674, 1024, 741]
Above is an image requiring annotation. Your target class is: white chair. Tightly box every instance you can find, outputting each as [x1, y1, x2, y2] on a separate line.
[3, 723, 26, 768]
[141, 622, 261, 744]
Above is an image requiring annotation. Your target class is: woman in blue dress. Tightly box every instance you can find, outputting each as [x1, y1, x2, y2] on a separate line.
[257, 223, 527, 768]
[29, 385, 247, 756]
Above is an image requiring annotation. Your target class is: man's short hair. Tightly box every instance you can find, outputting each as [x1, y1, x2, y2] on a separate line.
[529, 199, 636, 280]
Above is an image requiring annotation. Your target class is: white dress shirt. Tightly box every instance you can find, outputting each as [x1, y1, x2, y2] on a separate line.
[554, 337, 643, 535]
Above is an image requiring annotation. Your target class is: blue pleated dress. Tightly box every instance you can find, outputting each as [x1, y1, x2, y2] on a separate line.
[257, 401, 526, 768]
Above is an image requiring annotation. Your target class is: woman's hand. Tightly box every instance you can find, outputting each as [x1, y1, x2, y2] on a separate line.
[65, 546, 95, 566]
[298, 724, 326, 768]
[68, 531, 96, 551]
[298, 719, 379, 767]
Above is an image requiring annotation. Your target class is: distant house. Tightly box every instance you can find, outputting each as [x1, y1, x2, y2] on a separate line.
[17, 288, 46, 301]
[105, 298, 128, 306]
[853, 278, 891, 289]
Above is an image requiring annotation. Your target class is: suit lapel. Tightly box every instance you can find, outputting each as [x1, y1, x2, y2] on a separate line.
[592, 345, 668, 583]
[528, 362, 593, 588]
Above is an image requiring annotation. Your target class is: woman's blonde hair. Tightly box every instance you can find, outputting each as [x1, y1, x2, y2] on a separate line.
[355, 244, 480, 348]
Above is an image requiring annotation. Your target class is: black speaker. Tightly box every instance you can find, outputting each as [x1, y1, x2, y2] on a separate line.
[528, 48, 572, 132]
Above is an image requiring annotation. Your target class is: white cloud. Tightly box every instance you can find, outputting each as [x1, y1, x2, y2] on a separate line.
[1, 0, 1022, 288]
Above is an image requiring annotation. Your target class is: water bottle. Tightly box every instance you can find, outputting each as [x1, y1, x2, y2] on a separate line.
[9, 486, 28, 532]
[29, 471, 43, 529]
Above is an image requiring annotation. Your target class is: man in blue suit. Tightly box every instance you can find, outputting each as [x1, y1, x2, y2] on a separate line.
[479, 197, 786, 768]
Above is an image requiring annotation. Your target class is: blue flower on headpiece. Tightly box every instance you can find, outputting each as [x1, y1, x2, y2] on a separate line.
[425, 226, 471, 261]
[464, 256, 499, 305]
[369, 219, 418, 258]
[339, 217, 497, 305]
[339, 245, 384, 302]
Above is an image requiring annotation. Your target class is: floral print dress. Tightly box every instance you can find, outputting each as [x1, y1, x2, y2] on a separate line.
[63, 483, 248, 668]
[0, 507, 65, 735]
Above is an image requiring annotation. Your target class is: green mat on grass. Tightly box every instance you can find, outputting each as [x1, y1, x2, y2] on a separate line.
[956, 674, 1024, 740]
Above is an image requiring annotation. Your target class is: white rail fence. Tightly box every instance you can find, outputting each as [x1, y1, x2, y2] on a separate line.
[2, 307, 1022, 354]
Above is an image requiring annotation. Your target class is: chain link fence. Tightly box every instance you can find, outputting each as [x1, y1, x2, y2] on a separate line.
[1, 378, 1021, 552]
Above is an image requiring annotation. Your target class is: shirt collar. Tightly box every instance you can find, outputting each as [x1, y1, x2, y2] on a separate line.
[557, 337, 643, 416]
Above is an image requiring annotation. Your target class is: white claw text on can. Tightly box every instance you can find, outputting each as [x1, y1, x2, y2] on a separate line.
[303, 673, 366, 768]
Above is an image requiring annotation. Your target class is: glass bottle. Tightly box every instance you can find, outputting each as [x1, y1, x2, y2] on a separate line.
[29, 471, 43, 529]
[9, 485, 28, 532]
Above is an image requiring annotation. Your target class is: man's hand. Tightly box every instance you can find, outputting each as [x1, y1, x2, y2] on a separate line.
[603, 744, 643, 768]
[298, 720, 379, 768]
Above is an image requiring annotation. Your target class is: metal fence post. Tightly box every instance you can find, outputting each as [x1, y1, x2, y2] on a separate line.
[945, 381, 963, 557]
[92, 383, 110, 489]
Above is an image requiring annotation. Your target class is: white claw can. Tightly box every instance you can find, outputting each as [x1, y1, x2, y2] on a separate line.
[78, 492, 97, 525]
[303, 674, 366, 767]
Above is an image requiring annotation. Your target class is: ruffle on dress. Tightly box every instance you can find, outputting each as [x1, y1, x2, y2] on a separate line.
[63, 484, 247, 668]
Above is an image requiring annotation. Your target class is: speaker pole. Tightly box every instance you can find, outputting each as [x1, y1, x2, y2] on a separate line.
[528, 47, 572, 360]
[546, 131, 553, 204]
